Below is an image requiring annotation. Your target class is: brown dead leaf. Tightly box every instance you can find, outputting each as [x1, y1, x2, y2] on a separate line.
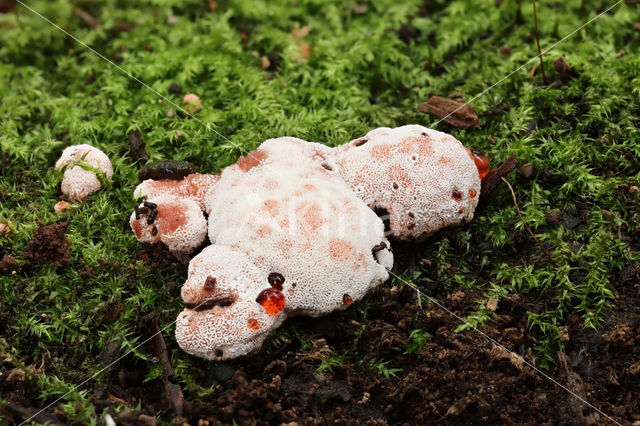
[418, 96, 481, 129]
[208, 0, 217, 12]
[73, 7, 102, 29]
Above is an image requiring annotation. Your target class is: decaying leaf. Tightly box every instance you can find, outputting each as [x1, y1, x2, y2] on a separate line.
[418, 96, 481, 129]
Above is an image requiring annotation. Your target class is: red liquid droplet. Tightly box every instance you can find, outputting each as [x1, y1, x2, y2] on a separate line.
[256, 288, 285, 315]
[268, 272, 285, 290]
[343, 294, 352, 305]
[466, 148, 490, 179]
[248, 318, 260, 330]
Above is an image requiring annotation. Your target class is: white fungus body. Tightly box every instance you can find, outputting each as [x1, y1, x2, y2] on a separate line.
[130, 126, 485, 360]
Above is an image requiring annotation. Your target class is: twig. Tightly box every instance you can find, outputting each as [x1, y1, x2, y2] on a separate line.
[73, 7, 101, 29]
[532, 0, 547, 82]
[501, 177, 557, 267]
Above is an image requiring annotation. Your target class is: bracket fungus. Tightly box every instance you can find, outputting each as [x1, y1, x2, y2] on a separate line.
[55, 144, 113, 200]
[130, 125, 495, 360]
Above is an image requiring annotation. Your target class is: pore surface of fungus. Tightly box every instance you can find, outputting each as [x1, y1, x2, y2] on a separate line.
[331, 125, 482, 240]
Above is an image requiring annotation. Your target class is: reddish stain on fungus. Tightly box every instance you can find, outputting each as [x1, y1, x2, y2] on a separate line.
[329, 238, 355, 261]
[248, 318, 260, 330]
[469, 188, 477, 198]
[298, 203, 324, 230]
[204, 276, 216, 291]
[466, 148, 490, 179]
[343, 294, 353, 305]
[386, 165, 411, 191]
[236, 149, 268, 172]
[371, 144, 391, 160]
[131, 219, 143, 238]
[452, 190, 463, 201]
[257, 224, 272, 237]
[268, 272, 285, 290]
[399, 136, 434, 156]
[144, 173, 219, 202]
[256, 288, 285, 315]
[157, 203, 187, 233]
[263, 200, 279, 216]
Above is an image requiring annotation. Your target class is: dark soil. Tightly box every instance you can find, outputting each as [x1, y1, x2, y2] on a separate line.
[22, 220, 71, 268]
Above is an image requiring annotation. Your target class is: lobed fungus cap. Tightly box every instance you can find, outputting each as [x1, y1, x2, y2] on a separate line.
[129, 195, 207, 254]
[176, 245, 286, 360]
[332, 125, 482, 240]
[134, 173, 219, 212]
[55, 144, 113, 200]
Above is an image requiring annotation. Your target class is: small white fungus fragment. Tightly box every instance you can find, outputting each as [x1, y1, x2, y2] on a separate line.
[55, 144, 113, 200]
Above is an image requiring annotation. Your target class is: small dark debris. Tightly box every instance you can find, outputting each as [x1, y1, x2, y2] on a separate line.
[185, 296, 235, 311]
[204, 276, 217, 291]
[147, 208, 158, 225]
[553, 56, 571, 74]
[372, 242, 387, 254]
[500, 45, 512, 57]
[138, 160, 195, 182]
[397, 24, 421, 44]
[266, 51, 282, 72]
[169, 83, 183, 94]
[128, 130, 148, 161]
[545, 211, 563, 226]
[103, 303, 124, 322]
